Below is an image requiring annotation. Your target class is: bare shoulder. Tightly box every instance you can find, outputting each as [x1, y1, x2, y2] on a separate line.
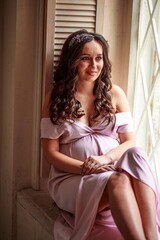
[42, 91, 52, 118]
[110, 84, 130, 112]
[111, 84, 126, 96]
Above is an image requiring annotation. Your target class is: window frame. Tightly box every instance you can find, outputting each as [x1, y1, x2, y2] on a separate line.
[128, 0, 160, 185]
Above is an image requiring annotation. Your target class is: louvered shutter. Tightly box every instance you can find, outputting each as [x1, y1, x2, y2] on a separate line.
[53, 0, 97, 69]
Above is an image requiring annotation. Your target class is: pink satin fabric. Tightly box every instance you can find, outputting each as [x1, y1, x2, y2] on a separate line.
[41, 112, 160, 239]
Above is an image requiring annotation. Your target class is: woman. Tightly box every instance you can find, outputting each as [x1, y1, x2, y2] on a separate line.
[41, 29, 160, 240]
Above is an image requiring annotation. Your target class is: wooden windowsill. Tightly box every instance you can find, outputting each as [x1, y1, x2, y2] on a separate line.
[16, 188, 60, 235]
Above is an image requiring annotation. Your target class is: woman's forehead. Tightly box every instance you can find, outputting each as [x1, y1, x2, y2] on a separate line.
[82, 40, 103, 54]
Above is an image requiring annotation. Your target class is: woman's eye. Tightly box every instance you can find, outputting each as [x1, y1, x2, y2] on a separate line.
[96, 56, 103, 61]
[80, 57, 90, 61]
[80, 56, 103, 61]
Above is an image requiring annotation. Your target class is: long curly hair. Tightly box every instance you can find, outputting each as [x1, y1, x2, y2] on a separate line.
[50, 29, 115, 124]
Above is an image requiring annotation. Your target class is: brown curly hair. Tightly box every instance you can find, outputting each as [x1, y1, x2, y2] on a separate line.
[50, 29, 115, 124]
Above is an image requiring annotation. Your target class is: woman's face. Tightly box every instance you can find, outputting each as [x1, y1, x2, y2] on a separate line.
[77, 40, 104, 83]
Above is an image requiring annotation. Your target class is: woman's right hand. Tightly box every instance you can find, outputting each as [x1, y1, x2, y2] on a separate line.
[81, 156, 116, 175]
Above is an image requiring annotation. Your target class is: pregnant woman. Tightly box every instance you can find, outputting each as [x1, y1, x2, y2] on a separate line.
[41, 29, 160, 240]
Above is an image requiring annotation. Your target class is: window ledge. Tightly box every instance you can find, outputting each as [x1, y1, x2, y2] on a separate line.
[17, 188, 60, 235]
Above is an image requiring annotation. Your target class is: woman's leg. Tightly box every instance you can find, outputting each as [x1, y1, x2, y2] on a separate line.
[132, 178, 157, 240]
[106, 172, 146, 240]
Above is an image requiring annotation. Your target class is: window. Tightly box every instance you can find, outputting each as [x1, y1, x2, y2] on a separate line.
[131, 0, 160, 184]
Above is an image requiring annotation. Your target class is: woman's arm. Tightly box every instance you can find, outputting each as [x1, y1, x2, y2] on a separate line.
[104, 132, 136, 163]
[42, 138, 84, 174]
[89, 132, 135, 166]
[42, 92, 84, 174]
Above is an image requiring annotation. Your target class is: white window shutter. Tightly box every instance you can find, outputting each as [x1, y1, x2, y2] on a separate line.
[53, 0, 97, 68]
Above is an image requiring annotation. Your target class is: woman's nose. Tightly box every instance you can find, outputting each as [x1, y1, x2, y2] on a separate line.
[90, 59, 96, 67]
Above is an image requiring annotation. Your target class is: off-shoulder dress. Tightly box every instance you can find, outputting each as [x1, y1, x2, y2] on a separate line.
[41, 112, 160, 240]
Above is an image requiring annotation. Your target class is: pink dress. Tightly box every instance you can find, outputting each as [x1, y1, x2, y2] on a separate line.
[41, 112, 160, 240]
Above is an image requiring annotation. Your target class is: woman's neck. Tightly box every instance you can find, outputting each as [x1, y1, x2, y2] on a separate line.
[76, 81, 95, 96]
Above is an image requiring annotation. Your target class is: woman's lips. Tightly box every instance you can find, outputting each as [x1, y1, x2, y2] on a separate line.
[87, 71, 97, 76]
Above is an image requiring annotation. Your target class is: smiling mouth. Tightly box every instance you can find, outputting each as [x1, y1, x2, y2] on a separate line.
[87, 71, 97, 76]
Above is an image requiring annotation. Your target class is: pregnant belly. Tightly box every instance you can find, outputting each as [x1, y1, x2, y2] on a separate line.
[60, 134, 119, 161]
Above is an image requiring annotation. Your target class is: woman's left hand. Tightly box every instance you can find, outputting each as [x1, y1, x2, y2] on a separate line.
[89, 155, 112, 165]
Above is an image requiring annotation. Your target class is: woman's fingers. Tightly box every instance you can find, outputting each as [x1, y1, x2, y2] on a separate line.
[101, 164, 117, 171]
[81, 157, 99, 175]
[81, 157, 116, 175]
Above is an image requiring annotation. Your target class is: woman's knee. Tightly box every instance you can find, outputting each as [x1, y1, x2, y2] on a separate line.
[98, 173, 131, 212]
[125, 146, 146, 159]
[107, 172, 131, 190]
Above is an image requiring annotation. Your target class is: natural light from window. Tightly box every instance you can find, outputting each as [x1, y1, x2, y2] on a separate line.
[133, 0, 160, 185]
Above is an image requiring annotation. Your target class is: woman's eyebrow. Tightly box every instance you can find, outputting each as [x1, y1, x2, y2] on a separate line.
[81, 53, 103, 56]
